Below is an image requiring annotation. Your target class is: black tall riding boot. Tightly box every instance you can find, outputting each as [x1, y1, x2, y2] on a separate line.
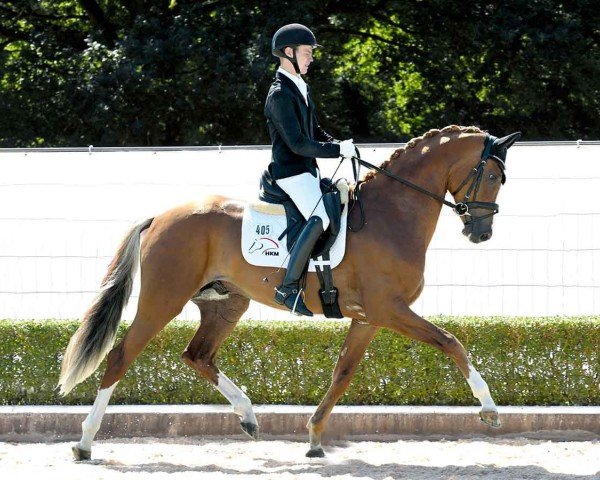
[274, 216, 324, 316]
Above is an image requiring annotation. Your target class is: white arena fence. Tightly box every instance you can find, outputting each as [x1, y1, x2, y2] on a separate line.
[1, 141, 599, 320]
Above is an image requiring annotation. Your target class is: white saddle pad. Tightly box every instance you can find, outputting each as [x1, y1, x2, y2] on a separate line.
[241, 201, 348, 272]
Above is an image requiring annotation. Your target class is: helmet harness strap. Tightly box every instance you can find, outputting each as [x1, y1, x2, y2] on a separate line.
[282, 47, 301, 74]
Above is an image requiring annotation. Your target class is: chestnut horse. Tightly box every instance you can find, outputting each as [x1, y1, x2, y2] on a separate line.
[59, 125, 520, 460]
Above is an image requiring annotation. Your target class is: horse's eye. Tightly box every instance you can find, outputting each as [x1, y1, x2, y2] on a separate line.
[489, 173, 498, 182]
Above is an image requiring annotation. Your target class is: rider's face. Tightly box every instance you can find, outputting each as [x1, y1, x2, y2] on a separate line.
[284, 45, 314, 75]
[294, 45, 314, 75]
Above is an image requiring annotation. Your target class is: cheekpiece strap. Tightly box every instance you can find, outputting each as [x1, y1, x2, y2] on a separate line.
[481, 134, 496, 161]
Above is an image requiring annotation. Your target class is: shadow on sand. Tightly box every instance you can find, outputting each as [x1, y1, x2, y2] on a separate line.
[100, 457, 598, 480]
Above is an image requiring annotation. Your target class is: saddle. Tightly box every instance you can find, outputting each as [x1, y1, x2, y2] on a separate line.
[256, 165, 345, 318]
[259, 165, 344, 254]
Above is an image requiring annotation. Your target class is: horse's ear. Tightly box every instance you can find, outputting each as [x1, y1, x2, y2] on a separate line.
[495, 132, 521, 150]
[491, 132, 521, 165]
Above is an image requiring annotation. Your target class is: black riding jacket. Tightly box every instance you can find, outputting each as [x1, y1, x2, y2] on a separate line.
[264, 71, 340, 180]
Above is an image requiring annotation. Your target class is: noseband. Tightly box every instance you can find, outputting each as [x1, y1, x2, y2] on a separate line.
[349, 134, 505, 231]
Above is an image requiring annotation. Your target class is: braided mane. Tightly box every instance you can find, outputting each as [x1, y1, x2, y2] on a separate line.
[362, 125, 486, 183]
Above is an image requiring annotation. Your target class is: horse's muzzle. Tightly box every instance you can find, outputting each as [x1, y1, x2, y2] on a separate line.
[462, 224, 493, 243]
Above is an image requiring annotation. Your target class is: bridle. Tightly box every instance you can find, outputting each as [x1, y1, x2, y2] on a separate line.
[348, 134, 505, 232]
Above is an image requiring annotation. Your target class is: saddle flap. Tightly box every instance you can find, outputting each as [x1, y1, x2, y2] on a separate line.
[322, 189, 341, 236]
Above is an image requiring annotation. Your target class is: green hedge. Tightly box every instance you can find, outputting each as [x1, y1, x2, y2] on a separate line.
[0, 317, 598, 406]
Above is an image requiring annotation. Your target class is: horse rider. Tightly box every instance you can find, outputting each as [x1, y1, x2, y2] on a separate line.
[264, 23, 356, 316]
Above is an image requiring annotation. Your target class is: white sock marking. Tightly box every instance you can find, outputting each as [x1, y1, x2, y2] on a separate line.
[77, 383, 117, 452]
[467, 366, 496, 410]
[216, 373, 257, 425]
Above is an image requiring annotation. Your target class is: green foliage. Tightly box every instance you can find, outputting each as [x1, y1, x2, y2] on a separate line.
[0, 317, 598, 406]
[1, 1, 599, 146]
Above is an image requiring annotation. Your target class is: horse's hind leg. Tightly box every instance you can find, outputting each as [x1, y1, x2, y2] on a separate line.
[307, 320, 378, 457]
[370, 299, 499, 428]
[72, 315, 176, 460]
[73, 281, 201, 460]
[72, 383, 117, 460]
[182, 288, 258, 438]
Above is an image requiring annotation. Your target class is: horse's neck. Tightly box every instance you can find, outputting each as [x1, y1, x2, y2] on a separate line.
[361, 147, 450, 250]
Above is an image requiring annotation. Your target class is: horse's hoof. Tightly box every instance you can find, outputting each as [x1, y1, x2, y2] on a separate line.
[72, 445, 91, 461]
[306, 447, 325, 458]
[240, 421, 259, 440]
[479, 409, 501, 428]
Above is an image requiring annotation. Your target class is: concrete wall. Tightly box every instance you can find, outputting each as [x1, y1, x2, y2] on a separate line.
[1, 405, 598, 441]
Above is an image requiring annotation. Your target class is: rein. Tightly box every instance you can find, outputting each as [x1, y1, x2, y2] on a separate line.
[348, 135, 502, 232]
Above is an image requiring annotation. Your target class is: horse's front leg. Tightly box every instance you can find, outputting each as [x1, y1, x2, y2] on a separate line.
[368, 297, 499, 428]
[307, 319, 378, 457]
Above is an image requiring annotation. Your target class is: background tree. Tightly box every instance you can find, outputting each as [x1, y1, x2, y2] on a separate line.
[1, 0, 598, 147]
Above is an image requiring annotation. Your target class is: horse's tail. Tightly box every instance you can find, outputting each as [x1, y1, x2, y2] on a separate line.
[58, 217, 154, 396]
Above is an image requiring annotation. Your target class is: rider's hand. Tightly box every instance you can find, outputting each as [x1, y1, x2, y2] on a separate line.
[339, 139, 356, 158]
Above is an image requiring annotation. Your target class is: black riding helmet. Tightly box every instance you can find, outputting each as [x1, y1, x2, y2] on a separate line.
[272, 23, 321, 73]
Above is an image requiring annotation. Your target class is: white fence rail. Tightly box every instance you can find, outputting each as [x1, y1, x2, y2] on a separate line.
[1, 142, 599, 320]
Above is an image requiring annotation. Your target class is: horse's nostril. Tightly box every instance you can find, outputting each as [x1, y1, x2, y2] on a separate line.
[480, 232, 492, 242]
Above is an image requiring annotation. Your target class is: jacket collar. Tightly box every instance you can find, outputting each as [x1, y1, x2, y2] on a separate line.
[276, 71, 310, 106]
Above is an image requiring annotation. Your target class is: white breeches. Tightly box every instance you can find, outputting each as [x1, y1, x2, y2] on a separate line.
[276, 171, 330, 230]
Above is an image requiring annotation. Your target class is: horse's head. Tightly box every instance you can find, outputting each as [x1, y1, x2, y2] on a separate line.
[449, 131, 521, 243]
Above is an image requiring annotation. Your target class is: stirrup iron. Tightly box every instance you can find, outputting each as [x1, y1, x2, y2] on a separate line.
[274, 285, 312, 316]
